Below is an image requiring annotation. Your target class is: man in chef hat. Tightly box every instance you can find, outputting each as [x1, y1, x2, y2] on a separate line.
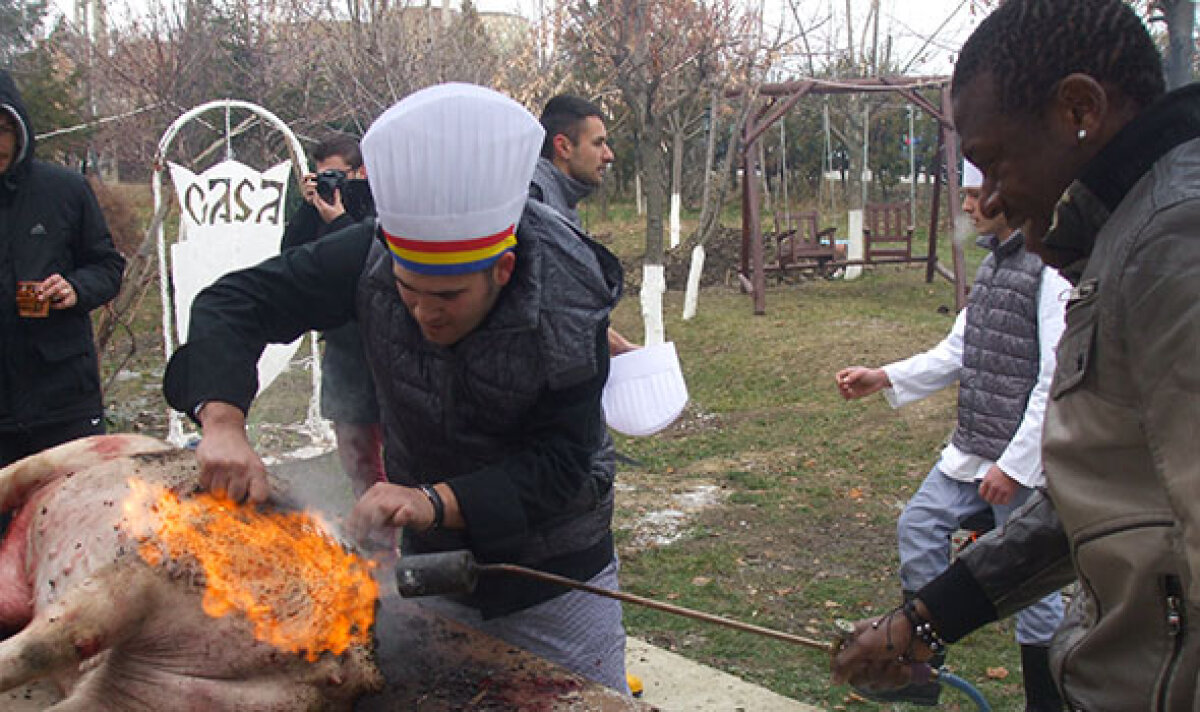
[164, 82, 629, 691]
[832, 158, 1070, 709]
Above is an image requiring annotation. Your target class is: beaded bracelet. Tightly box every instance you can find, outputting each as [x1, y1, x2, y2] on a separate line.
[901, 599, 947, 655]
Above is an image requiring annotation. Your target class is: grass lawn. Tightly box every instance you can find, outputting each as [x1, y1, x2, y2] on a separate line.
[101, 191, 1026, 711]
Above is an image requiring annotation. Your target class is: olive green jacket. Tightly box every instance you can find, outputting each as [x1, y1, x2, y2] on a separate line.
[920, 84, 1200, 712]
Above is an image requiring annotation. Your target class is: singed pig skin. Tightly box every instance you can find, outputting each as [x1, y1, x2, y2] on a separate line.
[0, 435, 383, 711]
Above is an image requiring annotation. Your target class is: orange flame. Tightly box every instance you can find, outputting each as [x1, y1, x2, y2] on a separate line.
[123, 478, 378, 661]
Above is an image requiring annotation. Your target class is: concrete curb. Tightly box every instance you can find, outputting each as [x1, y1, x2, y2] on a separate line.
[626, 638, 824, 711]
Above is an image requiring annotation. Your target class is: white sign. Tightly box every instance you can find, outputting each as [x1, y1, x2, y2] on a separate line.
[168, 159, 300, 395]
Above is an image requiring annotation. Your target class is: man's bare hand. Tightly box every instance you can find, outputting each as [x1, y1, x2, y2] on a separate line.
[348, 483, 436, 545]
[978, 464, 1018, 505]
[835, 366, 890, 400]
[37, 273, 77, 310]
[194, 402, 270, 504]
[313, 187, 347, 224]
[300, 172, 318, 203]
[607, 327, 639, 356]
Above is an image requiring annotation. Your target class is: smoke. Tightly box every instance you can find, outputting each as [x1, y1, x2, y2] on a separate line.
[953, 211, 974, 250]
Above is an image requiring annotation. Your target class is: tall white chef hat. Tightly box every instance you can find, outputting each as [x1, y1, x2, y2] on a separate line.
[362, 83, 545, 275]
[962, 158, 984, 189]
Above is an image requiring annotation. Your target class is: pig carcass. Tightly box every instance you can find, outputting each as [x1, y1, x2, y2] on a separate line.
[0, 434, 383, 711]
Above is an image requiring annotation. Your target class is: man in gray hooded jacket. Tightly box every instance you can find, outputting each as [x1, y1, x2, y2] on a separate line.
[531, 95, 635, 356]
[530, 95, 613, 228]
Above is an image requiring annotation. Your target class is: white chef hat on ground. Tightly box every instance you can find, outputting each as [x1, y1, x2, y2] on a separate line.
[962, 158, 984, 189]
[362, 83, 545, 275]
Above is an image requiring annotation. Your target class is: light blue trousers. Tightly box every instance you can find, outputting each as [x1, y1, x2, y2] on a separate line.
[897, 465, 1064, 645]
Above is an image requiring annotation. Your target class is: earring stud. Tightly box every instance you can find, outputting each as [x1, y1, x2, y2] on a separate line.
[1077, 128, 1088, 142]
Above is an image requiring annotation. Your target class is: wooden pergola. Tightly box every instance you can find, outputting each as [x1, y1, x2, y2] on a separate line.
[733, 75, 968, 314]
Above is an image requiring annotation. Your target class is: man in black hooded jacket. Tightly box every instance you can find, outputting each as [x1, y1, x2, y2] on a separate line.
[0, 70, 125, 468]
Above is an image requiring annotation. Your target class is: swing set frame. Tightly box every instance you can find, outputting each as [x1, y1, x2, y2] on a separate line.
[732, 75, 968, 315]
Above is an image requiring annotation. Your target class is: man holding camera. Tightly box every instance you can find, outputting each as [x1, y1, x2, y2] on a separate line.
[281, 133, 383, 496]
[283, 133, 371, 249]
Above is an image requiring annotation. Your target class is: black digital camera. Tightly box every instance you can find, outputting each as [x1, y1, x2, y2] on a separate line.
[314, 169, 347, 204]
[314, 169, 374, 221]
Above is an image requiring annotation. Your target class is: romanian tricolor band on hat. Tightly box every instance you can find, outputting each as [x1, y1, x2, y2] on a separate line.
[382, 224, 517, 275]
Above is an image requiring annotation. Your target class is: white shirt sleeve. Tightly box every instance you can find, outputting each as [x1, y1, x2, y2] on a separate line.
[994, 268, 1072, 488]
[880, 308, 966, 408]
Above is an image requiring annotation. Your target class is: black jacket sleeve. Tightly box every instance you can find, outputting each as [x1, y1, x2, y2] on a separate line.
[280, 203, 357, 252]
[280, 203, 320, 251]
[446, 323, 611, 561]
[163, 223, 374, 419]
[67, 175, 125, 312]
[919, 489, 1074, 642]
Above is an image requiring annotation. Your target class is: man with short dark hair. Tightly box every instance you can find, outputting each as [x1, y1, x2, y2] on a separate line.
[531, 94, 614, 227]
[531, 95, 635, 356]
[281, 133, 382, 496]
[0, 70, 125, 469]
[283, 133, 367, 238]
[164, 84, 628, 692]
[832, 2, 1200, 709]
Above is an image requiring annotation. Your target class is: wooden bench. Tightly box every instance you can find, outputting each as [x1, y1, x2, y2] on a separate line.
[864, 202, 913, 261]
[766, 211, 839, 274]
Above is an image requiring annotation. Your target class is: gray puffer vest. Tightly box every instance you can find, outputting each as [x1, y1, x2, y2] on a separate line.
[356, 200, 620, 566]
[951, 231, 1045, 461]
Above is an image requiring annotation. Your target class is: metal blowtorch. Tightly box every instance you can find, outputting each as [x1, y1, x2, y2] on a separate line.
[392, 551, 993, 709]
[392, 549, 834, 653]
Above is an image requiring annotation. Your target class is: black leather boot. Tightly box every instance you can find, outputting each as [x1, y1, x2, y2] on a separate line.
[1021, 644, 1063, 712]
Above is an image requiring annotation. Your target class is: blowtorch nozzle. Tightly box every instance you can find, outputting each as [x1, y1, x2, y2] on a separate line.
[395, 550, 480, 597]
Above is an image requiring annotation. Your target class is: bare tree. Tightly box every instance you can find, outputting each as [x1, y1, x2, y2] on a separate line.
[567, 0, 740, 267]
[1146, 0, 1196, 89]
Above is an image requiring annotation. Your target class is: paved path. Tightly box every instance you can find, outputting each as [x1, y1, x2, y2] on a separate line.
[627, 638, 824, 711]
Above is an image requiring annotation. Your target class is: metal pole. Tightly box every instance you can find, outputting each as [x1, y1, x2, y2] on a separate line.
[487, 564, 833, 652]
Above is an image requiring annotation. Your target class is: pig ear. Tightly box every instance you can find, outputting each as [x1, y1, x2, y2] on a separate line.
[0, 435, 172, 513]
[0, 563, 157, 694]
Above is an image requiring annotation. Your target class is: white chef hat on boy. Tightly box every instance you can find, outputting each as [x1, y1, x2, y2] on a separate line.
[962, 158, 984, 189]
[362, 83, 545, 275]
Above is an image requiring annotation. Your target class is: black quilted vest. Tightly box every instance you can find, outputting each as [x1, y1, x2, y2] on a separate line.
[356, 201, 621, 568]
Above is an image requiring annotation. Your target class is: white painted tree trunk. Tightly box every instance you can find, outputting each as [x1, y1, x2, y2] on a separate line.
[669, 128, 683, 249]
[846, 209, 864, 280]
[640, 263, 666, 346]
[669, 193, 681, 249]
[635, 173, 645, 215]
[682, 244, 705, 320]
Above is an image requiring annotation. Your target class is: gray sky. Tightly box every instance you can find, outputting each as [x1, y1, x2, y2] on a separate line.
[54, 0, 985, 75]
